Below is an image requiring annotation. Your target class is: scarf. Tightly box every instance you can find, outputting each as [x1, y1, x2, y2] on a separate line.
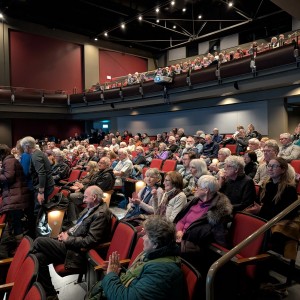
[158, 188, 181, 216]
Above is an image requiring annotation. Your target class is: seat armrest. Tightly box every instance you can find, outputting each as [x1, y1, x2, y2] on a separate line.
[94, 258, 131, 271]
[233, 253, 271, 265]
[95, 242, 111, 250]
[0, 257, 13, 266]
[0, 282, 14, 292]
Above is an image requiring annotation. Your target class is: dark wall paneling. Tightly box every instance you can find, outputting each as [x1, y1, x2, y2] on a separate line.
[11, 119, 85, 145]
[99, 50, 147, 84]
[9, 30, 83, 95]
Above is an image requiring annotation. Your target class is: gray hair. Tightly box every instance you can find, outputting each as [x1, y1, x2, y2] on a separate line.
[190, 158, 209, 177]
[88, 185, 103, 202]
[136, 146, 145, 154]
[197, 175, 220, 194]
[118, 148, 128, 156]
[20, 136, 36, 149]
[248, 138, 260, 146]
[218, 147, 231, 156]
[145, 168, 162, 183]
[280, 133, 292, 141]
[99, 156, 111, 167]
[264, 139, 279, 154]
[159, 143, 167, 150]
[143, 215, 176, 249]
[225, 156, 245, 175]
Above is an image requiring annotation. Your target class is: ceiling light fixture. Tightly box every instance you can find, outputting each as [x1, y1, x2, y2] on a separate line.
[173, 25, 176, 29]
[104, 32, 108, 37]
[0, 13, 3, 19]
[182, 8, 186, 12]
[228, 1, 233, 7]
[198, 15, 202, 19]
[138, 15, 142, 21]
[156, 8, 160, 13]
[156, 19, 160, 23]
[171, 1, 175, 6]
[94, 37, 98, 41]
[121, 23, 125, 29]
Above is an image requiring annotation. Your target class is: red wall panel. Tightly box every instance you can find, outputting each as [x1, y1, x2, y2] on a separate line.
[9, 30, 83, 94]
[99, 50, 147, 83]
[11, 119, 85, 145]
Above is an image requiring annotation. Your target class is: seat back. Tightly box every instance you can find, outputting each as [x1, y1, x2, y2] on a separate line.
[181, 258, 201, 300]
[224, 144, 236, 155]
[79, 170, 88, 179]
[6, 235, 33, 283]
[128, 236, 144, 268]
[24, 282, 46, 300]
[230, 212, 267, 278]
[110, 213, 119, 239]
[161, 159, 177, 172]
[47, 186, 61, 201]
[290, 160, 300, 173]
[150, 159, 163, 170]
[67, 169, 81, 182]
[106, 221, 137, 261]
[8, 254, 39, 300]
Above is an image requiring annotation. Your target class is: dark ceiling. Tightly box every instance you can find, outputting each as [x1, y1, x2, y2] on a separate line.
[0, 0, 293, 53]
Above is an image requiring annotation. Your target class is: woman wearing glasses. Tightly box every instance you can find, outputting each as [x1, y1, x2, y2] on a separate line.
[259, 157, 297, 221]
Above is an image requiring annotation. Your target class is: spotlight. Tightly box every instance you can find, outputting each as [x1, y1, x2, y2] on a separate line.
[11, 91, 15, 104]
[198, 15, 202, 19]
[119, 88, 123, 100]
[186, 76, 191, 86]
[94, 37, 98, 41]
[233, 81, 239, 90]
[83, 93, 87, 104]
[228, 1, 233, 7]
[182, 8, 186, 12]
[110, 103, 115, 109]
[156, 19, 160, 23]
[173, 25, 176, 29]
[156, 8, 160, 13]
[171, 1, 175, 6]
[139, 85, 144, 97]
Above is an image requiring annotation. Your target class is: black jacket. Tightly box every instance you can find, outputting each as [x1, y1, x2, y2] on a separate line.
[174, 192, 232, 247]
[88, 167, 115, 192]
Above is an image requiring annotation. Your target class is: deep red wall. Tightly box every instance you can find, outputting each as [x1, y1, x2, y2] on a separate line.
[99, 50, 147, 83]
[11, 119, 85, 145]
[9, 30, 83, 94]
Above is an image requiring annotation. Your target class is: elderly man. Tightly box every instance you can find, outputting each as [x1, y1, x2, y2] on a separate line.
[51, 150, 70, 184]
[200, 134, 219, 163]
[113, 148, 133, 187]
[32, 185, 111, 299]
[174, 136, 198, 164]
[167, 136, 179, 156]
[212, 128, 223, 144]
[219, 156, 256, 213]
[248, 138, 264, 163]
[20, 136, 55, 214]
[278, 133, 300, 162]
[194, 132, 206, 154]
[253, 139, 295, 185]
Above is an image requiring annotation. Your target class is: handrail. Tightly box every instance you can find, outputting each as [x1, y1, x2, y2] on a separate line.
[206, 197, 300, 300]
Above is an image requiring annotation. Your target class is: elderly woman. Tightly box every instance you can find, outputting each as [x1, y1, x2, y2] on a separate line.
[189, 158, 210, 191]
[97, 216, 184, 300]
[132, 146, 146, 167]
[123, 168, 163, 225]
[154, 142, 169, 161]
[152, 171, 187, 222]
[0, 144, 32, 257]
[208, 147, 231, 175]
[219, 155, 256, 213]
[127, 138, 136, 152]
[174, 175, 232, 270]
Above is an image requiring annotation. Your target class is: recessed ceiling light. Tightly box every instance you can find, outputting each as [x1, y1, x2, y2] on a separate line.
[228, 1, 233, 7]
[0, 13, 3, 19]
[182, 8, 186, 12]
[198, 15, 202, 19]
[173, 25, 176, 29]
[121, 23, 125, 29]
[171, 1, 175, 6]
[138, 15, 142, 21]
[156, 19, 160, 23]
[104, 32, 108, 37]
[94, 37, 98, 41]
[156, 8, 160, 13]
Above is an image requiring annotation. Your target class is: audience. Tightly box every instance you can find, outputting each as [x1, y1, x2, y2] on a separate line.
[243, 150, 258, 179]
[278, 132, 300, 162]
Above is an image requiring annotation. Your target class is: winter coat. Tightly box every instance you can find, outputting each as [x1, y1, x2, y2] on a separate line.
[174, 192, 233, 247]
[87, 168, 115, 192]
[0, 154, 31, 213]
[102, 243, 184, 300]
[64, 202, 111, 269]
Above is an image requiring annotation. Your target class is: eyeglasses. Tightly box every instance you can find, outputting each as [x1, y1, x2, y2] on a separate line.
[267, 164, 281, 169]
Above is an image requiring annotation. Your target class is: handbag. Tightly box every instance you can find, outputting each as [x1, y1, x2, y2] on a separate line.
[243, 202, 262, 216]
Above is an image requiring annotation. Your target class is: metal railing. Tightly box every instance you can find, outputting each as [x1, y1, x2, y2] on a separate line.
[206, 197, 300, 300]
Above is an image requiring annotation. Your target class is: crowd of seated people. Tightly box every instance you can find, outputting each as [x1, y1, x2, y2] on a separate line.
[88, 30, 299, 92]
[2, 122, 300, 299]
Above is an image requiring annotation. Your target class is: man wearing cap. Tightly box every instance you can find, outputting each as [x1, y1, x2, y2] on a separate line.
[212, 128, 223, 144]
[194, 131, 206, 154]
[51, 150, 71, 184]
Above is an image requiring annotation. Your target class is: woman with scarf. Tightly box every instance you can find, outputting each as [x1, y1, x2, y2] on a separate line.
[174, 175, 232, 271]
[89, 215, 184, 300]
[122, 168, 163, 226]
[152, 171, 187, 222]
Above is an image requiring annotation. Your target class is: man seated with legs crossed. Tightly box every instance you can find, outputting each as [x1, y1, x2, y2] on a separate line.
[32, 185, 112, 300]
